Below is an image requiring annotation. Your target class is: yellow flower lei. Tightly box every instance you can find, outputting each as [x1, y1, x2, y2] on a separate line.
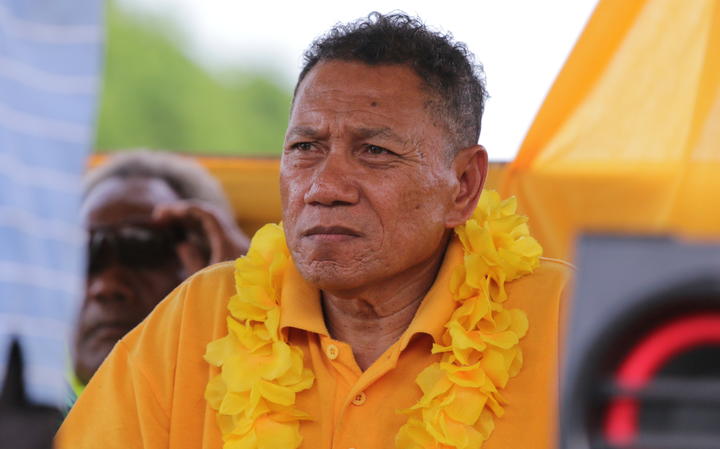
[204, 190, 542, 449]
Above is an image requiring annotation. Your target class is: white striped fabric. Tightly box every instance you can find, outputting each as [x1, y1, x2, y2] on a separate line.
[0, 0, 103, 407]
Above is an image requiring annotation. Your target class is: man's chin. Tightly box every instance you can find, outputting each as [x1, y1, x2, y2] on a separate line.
[297, 260, 369, 292]
[79, 330, 126, 359]
[94, 324, 132, 340]
[74, 344, 115, 383]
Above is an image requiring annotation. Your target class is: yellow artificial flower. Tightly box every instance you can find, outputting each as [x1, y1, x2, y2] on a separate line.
[205, 224, 315, 449]
[396, 191, 541, 449]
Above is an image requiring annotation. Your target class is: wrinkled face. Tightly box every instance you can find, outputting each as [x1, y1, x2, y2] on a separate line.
[281, 61, 460, 292]
[73, 177, 184, 383]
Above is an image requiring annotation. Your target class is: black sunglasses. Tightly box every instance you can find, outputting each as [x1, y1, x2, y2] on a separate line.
[87, 224, 187, 274]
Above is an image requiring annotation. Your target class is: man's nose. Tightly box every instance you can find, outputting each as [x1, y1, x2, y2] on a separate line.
[303, 150, 360, 206]
[86, 265, 135, 305]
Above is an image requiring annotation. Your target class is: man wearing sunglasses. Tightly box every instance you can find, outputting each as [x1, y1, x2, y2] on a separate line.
[70, 151, 249, 399]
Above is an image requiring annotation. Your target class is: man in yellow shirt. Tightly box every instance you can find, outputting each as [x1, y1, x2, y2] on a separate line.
[57, 12, 571, 449]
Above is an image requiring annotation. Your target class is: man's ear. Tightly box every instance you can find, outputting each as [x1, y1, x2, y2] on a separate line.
[445, 145, 488, 228]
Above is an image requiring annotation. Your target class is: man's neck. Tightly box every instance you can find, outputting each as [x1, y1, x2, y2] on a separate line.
[320, 239, 449, 371]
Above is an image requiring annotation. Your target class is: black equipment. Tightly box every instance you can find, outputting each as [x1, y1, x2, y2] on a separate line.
[560, 235, 720, 449]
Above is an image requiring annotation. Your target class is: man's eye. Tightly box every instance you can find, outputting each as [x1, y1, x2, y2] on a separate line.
[366, 145, 393, 156]
[291, 142, 313, 151]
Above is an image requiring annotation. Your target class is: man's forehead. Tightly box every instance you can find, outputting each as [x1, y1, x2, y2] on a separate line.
[294, 60, 427, 105]
[287, 60, 455, 152]
[83, 177, 178, 222]
[291, 62, 435, 124]
[88, 177, 177, 202]
[285, 124, 406, 143]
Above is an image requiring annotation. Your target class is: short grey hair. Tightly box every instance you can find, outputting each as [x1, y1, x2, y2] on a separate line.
[84, 150, 233, 216]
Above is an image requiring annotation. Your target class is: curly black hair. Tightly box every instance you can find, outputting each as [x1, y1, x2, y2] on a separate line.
[295, 12, 488, 153]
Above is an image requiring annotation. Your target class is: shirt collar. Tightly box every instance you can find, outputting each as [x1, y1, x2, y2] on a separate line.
[279, 259, 329, 336]
[397, 236, 463, 349]
[278, 236, 464, 344]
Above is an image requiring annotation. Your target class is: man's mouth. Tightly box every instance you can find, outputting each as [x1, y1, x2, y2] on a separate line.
[302, 225, 363, 240]
[85, 321, 135, 341]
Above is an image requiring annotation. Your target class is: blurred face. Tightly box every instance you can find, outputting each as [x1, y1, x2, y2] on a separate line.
[281, 61, 461, 293]
[73, 177, 185, 383]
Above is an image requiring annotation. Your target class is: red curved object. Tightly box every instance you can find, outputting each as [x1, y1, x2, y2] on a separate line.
[604, 313, 720, 446]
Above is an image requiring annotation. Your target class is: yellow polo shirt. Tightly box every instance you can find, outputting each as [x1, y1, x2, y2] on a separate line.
[56, 238, 571, 449]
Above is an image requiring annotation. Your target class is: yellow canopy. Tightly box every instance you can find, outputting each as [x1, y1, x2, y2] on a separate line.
[502, 0, 720, 260]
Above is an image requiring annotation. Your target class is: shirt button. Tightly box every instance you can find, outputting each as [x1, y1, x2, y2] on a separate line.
[351, 392, 367, 406]
[326, 344, 339, 360]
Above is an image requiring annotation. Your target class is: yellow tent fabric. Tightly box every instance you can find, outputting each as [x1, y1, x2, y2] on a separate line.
[502, 0, 720, 260]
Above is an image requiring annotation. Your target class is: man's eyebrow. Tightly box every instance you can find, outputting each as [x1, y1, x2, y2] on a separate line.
[286, 126, 406, 143]
[355, 127, 405, 143]
[286, 126, 321, 139]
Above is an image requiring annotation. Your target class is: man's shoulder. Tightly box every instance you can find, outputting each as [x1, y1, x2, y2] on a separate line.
[184, 260, 237, 291]
[164, 260, 237, 317]
[534, 256, 575, 280]
[122, 260, 237, 348]
[158, 260, 237, 312]
[188, 259, 237, 281]
[506, 256, 574, 304]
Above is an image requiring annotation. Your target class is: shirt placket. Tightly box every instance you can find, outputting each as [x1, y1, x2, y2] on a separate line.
[319, 335, 406, 449]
